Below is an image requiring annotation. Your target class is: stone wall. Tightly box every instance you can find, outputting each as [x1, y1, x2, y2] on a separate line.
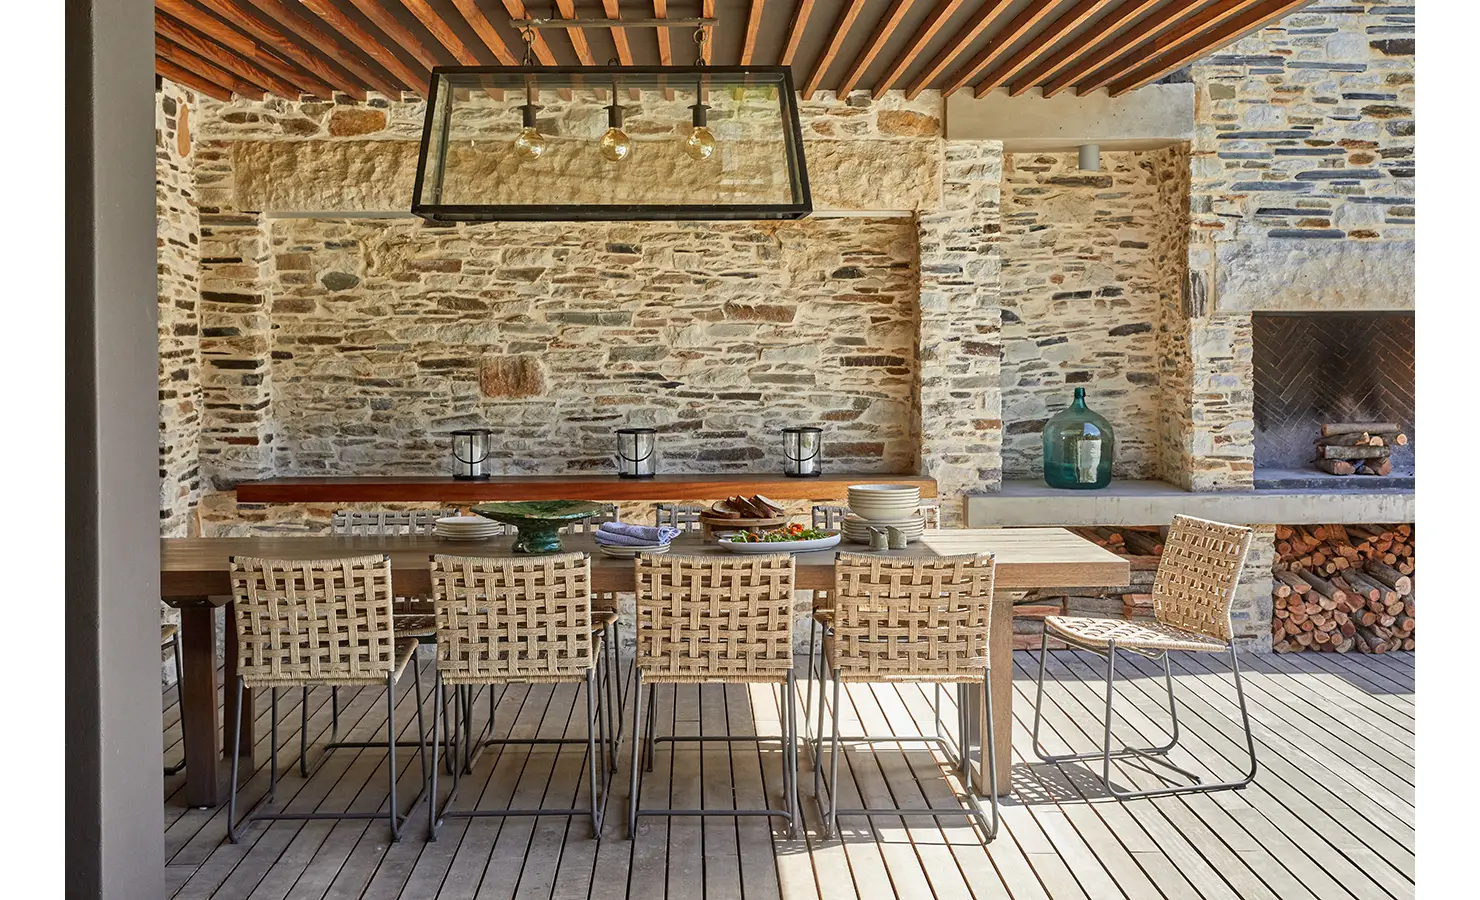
[999, 148, 1188, 480]
[157, 81, 201, 539]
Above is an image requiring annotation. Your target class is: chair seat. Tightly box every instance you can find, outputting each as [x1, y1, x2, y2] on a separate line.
[162, 623, 178, 644]
[592, 609, 618, 632]
[243, 637, 420, 689]
[1044, 615, 1228, 653]
[394, 613, 437, 639]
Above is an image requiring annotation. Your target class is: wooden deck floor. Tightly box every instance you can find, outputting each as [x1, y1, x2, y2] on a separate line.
[163, 650, 1416, 900]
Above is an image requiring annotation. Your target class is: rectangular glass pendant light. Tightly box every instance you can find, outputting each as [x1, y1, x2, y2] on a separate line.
[412, 66, 812, 221]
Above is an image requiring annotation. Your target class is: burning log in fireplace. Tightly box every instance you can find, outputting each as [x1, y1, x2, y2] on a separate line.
[1312, 423, 1408, 476]
[1272, 523, 1414, 653]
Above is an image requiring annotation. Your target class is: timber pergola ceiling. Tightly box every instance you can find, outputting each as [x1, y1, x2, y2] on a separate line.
[155, 0, 1313, 103]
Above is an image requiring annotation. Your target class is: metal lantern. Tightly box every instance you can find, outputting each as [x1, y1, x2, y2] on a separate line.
[782, 426, 823, 477]
[450, 428, 493, 480]
[615, 427, 657, 479]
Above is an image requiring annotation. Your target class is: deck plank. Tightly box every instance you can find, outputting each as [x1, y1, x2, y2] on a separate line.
[160, 651, 1419, 900]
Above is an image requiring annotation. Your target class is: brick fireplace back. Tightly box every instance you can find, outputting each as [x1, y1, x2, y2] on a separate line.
[1252, 313, 1414, 489]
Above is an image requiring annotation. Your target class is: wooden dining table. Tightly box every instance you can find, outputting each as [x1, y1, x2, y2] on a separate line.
[162, 527, 1127, 806]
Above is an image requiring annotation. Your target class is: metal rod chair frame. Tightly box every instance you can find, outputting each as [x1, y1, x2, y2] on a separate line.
[1029, 514, 1259, 800]
[1029, 631, 1259, 800]
[628, 669, 801, 839]
[164, 625, 186, 776]
[567, 505, 628, 740]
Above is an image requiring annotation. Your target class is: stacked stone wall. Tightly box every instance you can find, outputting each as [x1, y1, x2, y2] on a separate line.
[999, 149, 1187, 480]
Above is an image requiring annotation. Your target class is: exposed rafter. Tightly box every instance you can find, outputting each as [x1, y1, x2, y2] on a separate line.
[157, 56, 233, 101]
[555, 0, 598, 66]
[803, 0, 868, 99]
[403, 0, 490, 65]
[156, 35, 266, 99]
[835, 0, 918, 98]
[741, 0, 765, 64]
[905, 0, 1011, 99]
[781, 0, 816, 67]
[325, 0, 440, 74]
[155, 11, 306, 99]
[1108, 0, 1314, 95]
[942, 0, 1066, 96]
[1076, 0, 1267, 94]
[194, 0, 366, 99]
[1040, 0, 1199, 97]
[243, 0, 405, 97]
[449, 0, 518, 65]
[973, 0, 1117, 97]
[872, 0, 967, 95]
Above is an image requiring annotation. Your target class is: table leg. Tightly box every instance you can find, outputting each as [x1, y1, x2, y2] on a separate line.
[179, 605, 224, 808]
[965, 592, 1015, 796]
[222, 603, 254, 762]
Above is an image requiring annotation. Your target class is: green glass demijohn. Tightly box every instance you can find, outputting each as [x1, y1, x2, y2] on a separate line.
[1041, 387, 1115, 490]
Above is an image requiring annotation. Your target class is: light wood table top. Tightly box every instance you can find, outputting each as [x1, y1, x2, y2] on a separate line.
[161, 528, 1128, 602]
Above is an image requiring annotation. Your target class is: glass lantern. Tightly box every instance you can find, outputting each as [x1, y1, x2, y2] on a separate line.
[451, 428, 493, 480]
[615, 427, 657, 479]
[1041, 388, 1115, 489]
[782, 426, 823, 477]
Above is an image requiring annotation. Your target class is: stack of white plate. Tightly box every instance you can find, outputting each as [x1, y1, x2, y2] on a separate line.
[844, 484, 925, 544]
[433, 515, 503, 541]
[596, 543, 671, 559]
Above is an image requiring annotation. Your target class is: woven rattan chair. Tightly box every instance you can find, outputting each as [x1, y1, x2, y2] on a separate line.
[163, 624, 185, 776]
[1031, 515, 1258, 800]
[815, 552, 1000, 842]
[653, 503, 705, 532]
[426, 553, 613, 840]
[226, 554, 424, 842]
[565, 504, 625, 737]
[628, 553, 800, 839]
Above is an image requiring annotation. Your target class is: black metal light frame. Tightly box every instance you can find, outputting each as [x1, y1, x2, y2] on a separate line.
[411, 65, 812, 222]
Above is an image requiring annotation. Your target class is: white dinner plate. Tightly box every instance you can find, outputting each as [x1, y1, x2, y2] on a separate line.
[597, 544, 671, 559]
[718, 533, 842, 554]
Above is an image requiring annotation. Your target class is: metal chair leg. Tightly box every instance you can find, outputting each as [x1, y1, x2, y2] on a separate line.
[824, 667, 842, 839]
[980, 666, 999, 841]
[643, 682, 657, 772]
[412, 659, 428, 817]
[386, 672, 401, 842]
[587, 668, 602, 836]
[429, 674, 443, 841]
[786, 669, 799, 839]
[227, 675, 244, 843]
[268, 688, 279, 801]
[165, 632, 186, 776]
[300, 687, 310, 777]
[331, 686, 339, 741]
[628, 669, 644, 838]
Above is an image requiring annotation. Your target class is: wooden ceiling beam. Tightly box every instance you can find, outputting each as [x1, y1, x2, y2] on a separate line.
[803, 0, 868, 99]
[904, 0, 1010, 99]
[781, 0, 816, 67]
[403, 0, 493, 65]
[501, 1, 558, 64]
[741, 0, 764, 64]
[328, 0, 440, 74]
[450, 0, 517, 64]
[1075, 0, 1266, 94]
[554, 0, 597, 66]
[156, 13, 302, 98]
[243, 0, 405, 97]
[156, 56, 233, 102]
[942, 0, 1066, 97]
[156, 35, 267, 99]
[1007, 0, 1161, 96]
[601, 0, 636, 66]
[1108, 0, 1313, 95]
[157, 1, 339, 99]
[194, 0, 366, 100]
[872, 0, 966, 95]
[1040, 0, 1199, 97]
[970, 0, 1116, 97]
[835, 0, 917, 98]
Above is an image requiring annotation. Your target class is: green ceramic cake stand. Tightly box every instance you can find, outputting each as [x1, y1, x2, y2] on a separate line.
[470, 500, 608, 554]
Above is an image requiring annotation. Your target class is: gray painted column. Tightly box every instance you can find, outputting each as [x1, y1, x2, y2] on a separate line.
[66, 0, 165, 896]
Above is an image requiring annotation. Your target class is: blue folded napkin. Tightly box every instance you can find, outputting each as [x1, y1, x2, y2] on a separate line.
[594, 522, 680, 546]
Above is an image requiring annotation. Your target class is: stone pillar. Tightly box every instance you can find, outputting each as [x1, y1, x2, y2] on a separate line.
[194, 140, 276, 488]
[1232, 524, 1277, 653]
[916, 139, 1003, 523]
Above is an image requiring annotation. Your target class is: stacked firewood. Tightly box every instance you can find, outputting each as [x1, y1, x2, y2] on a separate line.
[1314, 423, 1408, 477]
[1010, 527, 1165, 649]
[1272, 523, 1414, 653]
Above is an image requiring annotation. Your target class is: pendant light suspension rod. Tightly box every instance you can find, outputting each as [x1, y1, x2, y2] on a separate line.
[515, 17, 715, 28]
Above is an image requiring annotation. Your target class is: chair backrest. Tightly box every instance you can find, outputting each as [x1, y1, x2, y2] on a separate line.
[1153, 515, 1253, 642]
[332, 509, 463, 536]
[812, 504, 850, 530]
[229, 555, 396, 687]
[430, 553, 594, 684]
[633, 553, 795, 683]
[565, 503, 621, 534]
[829, 552, 996, 681]
[654, 503, 705, 533]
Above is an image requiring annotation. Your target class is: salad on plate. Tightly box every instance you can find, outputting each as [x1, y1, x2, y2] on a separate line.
[726, 523, 834, 543]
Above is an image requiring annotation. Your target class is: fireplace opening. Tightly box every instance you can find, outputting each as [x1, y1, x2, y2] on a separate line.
[1252, 312, 1414, 491]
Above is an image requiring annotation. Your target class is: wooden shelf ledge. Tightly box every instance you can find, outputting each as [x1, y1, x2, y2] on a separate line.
[234, 473, 937, 504]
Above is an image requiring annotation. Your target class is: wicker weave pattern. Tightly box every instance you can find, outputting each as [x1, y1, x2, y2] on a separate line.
[1042, 616, 1228, 653]
[634, 553, 795, 683]
[431, 553, 595, 685]
[654, 503, 706, 533]
[1152, 515, 1252, 642]
[826, 552, 995, 683]
[331, 509, 463, 536]
[230, 555, 398, 687]
[565, 504, 621, 534]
